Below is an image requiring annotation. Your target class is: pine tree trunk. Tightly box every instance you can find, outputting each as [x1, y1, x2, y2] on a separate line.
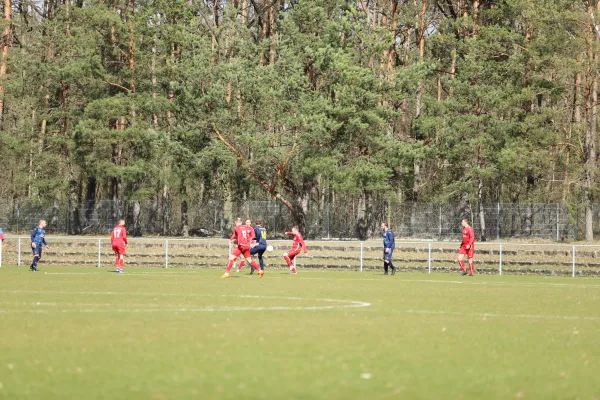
[584, 2, 598, 241]
[478, 177, 486, 241]
[0, 0, 12, 120]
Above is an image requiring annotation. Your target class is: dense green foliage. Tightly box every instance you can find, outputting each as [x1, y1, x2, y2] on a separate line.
[1, 1, 600, 236]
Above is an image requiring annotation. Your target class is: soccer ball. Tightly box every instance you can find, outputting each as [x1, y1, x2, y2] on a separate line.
[266, 245, 274, 252]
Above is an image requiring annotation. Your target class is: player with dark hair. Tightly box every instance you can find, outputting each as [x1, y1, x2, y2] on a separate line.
[458, 219, 475, 276]
[30, 220, 49, 272]
[223, 218, 264, 278]
[381, 222, 396, 275]
[237, 220, 268, 274]
[283, 226, 309, 274]
[111, 219, 128, 273]
[0, 227, 4, 242]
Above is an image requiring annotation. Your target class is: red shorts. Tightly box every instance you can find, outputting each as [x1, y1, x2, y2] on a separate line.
[232, 245, 251, 258]
[112, 244, 126, 256]
[286, 248, 301, 260]
[459, 245, 475, 258]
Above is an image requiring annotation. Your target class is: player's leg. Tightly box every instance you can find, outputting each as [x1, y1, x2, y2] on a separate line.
[383, 251, 389, 275]
[223, 248, 241, 278]
[113, 246, 120, 272]
[389, 251, 396, 275]
[468, 247, 475, 275]
[119, 246, 126, 272]
[283, 251, 294, 267]
[458, 250, 467, 275]
[258, 248, 266, 270]
[244, 249, 264, 277]
[247, 246, 260, 275]
[30, 246, 41, 271]
[288, 250, 299, 274]
[237, 259, 245, 272]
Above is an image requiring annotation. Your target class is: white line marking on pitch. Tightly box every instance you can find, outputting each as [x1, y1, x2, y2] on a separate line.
[0, 293, 371, 313]
[400, 309, 600, 321]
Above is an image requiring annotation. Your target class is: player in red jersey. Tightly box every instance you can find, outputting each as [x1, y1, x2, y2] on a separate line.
[111, 219, 128, 273]
[283, 226, 309, 274]
[222, 218, 264, 278]
[458, 219, 475, 276]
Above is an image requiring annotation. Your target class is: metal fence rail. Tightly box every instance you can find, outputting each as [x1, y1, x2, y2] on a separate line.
[2, 237, 600, 278]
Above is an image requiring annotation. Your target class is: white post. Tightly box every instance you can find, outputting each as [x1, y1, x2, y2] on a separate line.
[360, 242, 363, 272]
[17, 238, 21, 266]
[499, 244, 503, 276]
[165, 239, 169, 269]
[97, 239, 101, 268]
[428, 243, 432, 274]
[572, 245, 576, 278]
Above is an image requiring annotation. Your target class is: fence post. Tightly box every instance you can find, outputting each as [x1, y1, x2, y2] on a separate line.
[438, 206, 442, 236]
[17, 238, 21, 266]
[16, 200, 20, 233]
[327, 203, 331, 239]
[499, 244, 502, 276]
[556, 204, 560, 241]
[572, 245, 576, 278]
[496, 203, 500, 240]
[97, 238, 101, 268]
[360, 242, 363, 272]
[428, 243, 432, 274]
[165, 239, 169, 269]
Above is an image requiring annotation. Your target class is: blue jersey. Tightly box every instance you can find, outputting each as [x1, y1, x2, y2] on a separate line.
[31, 227, 47, 246]
[254, 226, 267, 245]
[383, 229, 395, 251]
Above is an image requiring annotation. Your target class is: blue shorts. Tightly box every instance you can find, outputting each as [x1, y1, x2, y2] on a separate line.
[383, 249, 393, 261]
[32, 244, 43, 257]
[251, 244, 267, 256]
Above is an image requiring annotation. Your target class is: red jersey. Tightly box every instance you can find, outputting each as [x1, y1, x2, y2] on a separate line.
[111, 225, 128, 245]
[286, 231, 307, 253]
[461, 226, 474, 247]
[230, 225, 255, 248]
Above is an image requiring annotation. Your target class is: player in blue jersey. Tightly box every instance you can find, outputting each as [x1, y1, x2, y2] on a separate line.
[381, 222, 396, 275]
[30, 220, 49, 272]
[237, 220, 268, 274]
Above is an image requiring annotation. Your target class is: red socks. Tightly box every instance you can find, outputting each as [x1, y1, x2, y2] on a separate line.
[225, 259, 234, 274]
[283, 254, 293, 267]
[458, 259, 466, 272]
[238, 260, 245, 269]
[250, 261, 261, 271]
[469, 261, 474, 275]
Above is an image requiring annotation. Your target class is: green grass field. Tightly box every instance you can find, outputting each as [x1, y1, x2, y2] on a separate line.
[1, 266, 599, 399]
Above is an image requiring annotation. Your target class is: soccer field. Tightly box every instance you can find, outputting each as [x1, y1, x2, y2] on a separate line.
[1, 267, 599, 399]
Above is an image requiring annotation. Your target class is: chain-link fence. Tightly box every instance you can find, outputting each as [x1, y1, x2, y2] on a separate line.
[0, 199, 594, 240]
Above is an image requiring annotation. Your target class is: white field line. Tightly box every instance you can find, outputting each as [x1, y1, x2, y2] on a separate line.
[400, 309, 600, 322]
[0, 292, 371, 313]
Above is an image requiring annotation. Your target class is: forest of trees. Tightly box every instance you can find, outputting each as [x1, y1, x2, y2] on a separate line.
[1, 0, 600, 239]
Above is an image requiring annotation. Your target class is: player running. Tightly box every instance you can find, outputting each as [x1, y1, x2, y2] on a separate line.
[237, 220, 268, 275]
[458, 219, 475, 276]
[111, 219, 128, 273]
[283, 227, 309, 274]
[29, 220, 49, 272]
[381, 222, 396, 275]
[223, 218, 264, 278]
